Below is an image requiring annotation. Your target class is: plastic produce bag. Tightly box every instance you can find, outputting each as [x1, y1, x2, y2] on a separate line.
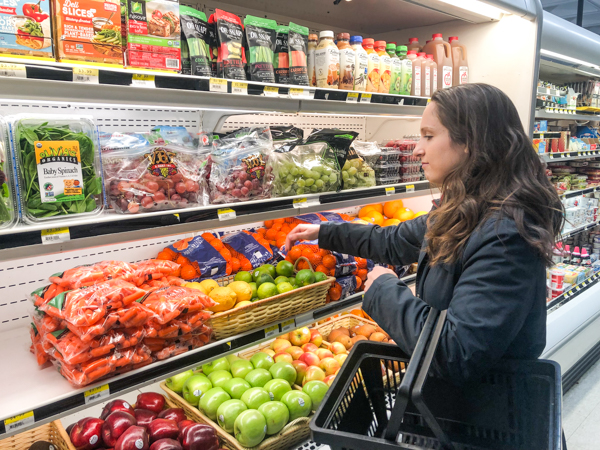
[48, 260, 137, 290]
[131, 259, 180, 285]
[273, 26, 289, 84]
[141, 286, 215, 325]
[221, 230, 274, 270]
[144, 311, 212, 339]
[342, 141, 377, 189]
[158, 235, 230, 280]
[209, 127, 273, 204]
[304, 129, 358, 177]
[179, 6, 212, 76]
[209, 9, 246, 80]
[287, 22, 309, 86]
[270, 126, 303, 150]
[0, 116, 17, 229]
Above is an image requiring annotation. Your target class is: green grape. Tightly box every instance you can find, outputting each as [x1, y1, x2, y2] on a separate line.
[351, 159, 361, 169]
[347, 176, 357, 185]
[283, 186, 293, 194]
[310, 185, 318, 193]
[296, 187, 305, 195]
[312, 165, 323, 174]
[315, 179, 324, 188]
[297, 179, 306, 188]
[348, 167, 358, 177]
[321, 175, 329, 183]
[290, 168, 299, 176]
[322, 167, 332, 176]
[286, 174, 294, 184]
[308, 171, 319, 180]
[342, 161, 351, 171]
[329, 173, 338, 183]
[305, 178, 315, 187]
[342, 171, 350, 181]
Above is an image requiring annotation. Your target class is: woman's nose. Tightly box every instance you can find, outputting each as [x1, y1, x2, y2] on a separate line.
[413, 141, 424, 158]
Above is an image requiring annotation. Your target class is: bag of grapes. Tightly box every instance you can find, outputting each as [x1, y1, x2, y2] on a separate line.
[304, 129, 358, 177]
[208, 127, 274, 203]
[270, 125, 304, 150]
[101, 127, 208, 214]
[342, 141, 377, 190]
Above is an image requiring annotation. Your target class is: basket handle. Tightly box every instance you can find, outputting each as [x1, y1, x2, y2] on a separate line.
[293, 256, 315, 274]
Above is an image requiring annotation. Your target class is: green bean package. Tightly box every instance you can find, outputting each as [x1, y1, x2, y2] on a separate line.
[179, 6, 212, 77]
[10, 115, 104, 224]
[288, 22, 309, 86]
[243, 15, 276, 83]
[0, 117, 18, 229]
[273, 26, 289, 84]
[209, 9, 246, 80]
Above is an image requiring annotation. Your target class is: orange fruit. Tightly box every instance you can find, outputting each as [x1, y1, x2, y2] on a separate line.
[157, 249, 175, 261]
[272, 223, 282, 231]
[276, 237, 286, 249]
[230, 257, 241, 273]
[306, 252, 322, 267]
[350, 308, 364, 318]
[322, 254, 337, 269]
[362, 210, 384, 226]
[413, 211, 428, 218]
[301, 247, 314, 259]
[296, 260, 310, 270]
[201, 232, 215, 242]
[176, 254, 190, 266]
[219, 247, 232, 261]
[265, 228, 278, 241]
[358, 205, 378, 217]
[276, 231, 288, 241]
[319, 249, 329, 258]
[383, 200, 404, 219]
[210, 240, 224, 251]
[355, 257, 368, 270]
[257, 228, 267, 236]
[394, 208, 415, 222]
[274, 218, 285, 224]
[356, 269, 368, 281]
[281, 225, 291, 233]
[288, 246, 302, 262]
[383, 218, 401, 227]
[355, 276, 362, 289]
[315, 264, 329, 274]
[329, 283, 342, 301]
[240, 259, 253, 272]
[180, 264, 198, 280]
[225, 263, 232, 275]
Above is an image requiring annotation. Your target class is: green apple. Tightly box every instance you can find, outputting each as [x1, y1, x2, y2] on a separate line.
[245, 368, 272, 388]
[202, 357, 230, 375]
[234, 409, 267, 447]
[226, 354, 241, 364]
[166, 369, 194, 393]
[199, 387, 231, 420]
[269, 362, 297, 386]
[264, 379, 292, 402]
[208, 369, 233, 388]
[250, 352, 274, 370]
[240, 387, 271, 409]
[182, 374, 213, 406]
[302, 380, 329, 411]
[231, 360, 254, 379]
[222, 377, 251, 400]
[216, 399, 247, 433]
[258, 401, 290, 435]
[281, 391, 312, 421]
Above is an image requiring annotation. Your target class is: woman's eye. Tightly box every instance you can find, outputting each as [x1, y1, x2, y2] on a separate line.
[423, 135, 433, 140]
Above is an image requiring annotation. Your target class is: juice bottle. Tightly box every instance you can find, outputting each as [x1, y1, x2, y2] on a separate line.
[363, 38, 380, 93]
[351, 36, 368, 91]
[449, 36, 469, 85]
[419, 52, 431, 97]
[388, 43, 402, 95]
[407, 37, 421, 52]
[429, 33, 453, 90]
[375, 40, 391, 93]
[337, 33, 355, 90]
[427, 54, 437, 96]
[315, 30, 340, 89]
[408, 50, 420, 96]
[398, 45, 412, 96]
[307, 33, 318, 87]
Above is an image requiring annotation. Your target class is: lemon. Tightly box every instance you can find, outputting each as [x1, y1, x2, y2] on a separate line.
[235, 300, 253, 308]
[257, 282, 278, 300]
[199, 279, 220, 295]
[184, 282, 204, 291]
[277, 282, 294, 294]
[227, 281, 253, 303]
[208, 286, 237, 312]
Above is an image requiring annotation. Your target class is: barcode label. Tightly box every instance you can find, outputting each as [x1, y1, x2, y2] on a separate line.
[232, 82, 248, 95]
[346, 92, 359, 103]
[84, 384, 109, 404]
[0, 63, 26, 78]
[41, 227, 70, 245]
[263, 86, 279, 97]
[406, 184, 415, 193]
[73, 67, 99, 84]
[131, 74, 155, 88]
[4, 411, 34, 432]
[166, 58, 179, 69]
[218, 208, 236, 221]
[281, 319, 295, 332]
[265, 325, 278, 338]
[385, 187, 395, 196]
[210, 78, 227, 93]
[360, 93, 372, 103]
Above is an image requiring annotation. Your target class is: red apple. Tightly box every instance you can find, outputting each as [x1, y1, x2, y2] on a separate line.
[149, 438, 182, 450]
[263, 349, 275, 357]
[115, 425, 148, 450]
[301, 343, 318, 354]
[178, 423, 219, 450]
[334, 353, 348, 366]
[315, 348, 333, 360]
[309, 329, 323, 347]
[323, 375, 336, 386]
[302, 366, 326, 386]
[100, 400, 135, 420]
[298, 352, 320, 367]
[70, 418, 104, 450]
[290, 327, 311, 346]
[134, 409, 158, 430]
[177, 420, 195, 435]
[157, 408, 186, 424]
[271, 339, 291, 353]
[147, 419, 179, 443]
[319, 357, 341, 376]
[102, 412, 137, 448]
[292, 360, 308, 385]
[285, 346, 304, 360]
[330, 342, 347, 355]
[273, 352, 294, 364]
[136, 393, 165, 414]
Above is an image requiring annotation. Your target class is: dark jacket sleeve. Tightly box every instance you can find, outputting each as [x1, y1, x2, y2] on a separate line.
[363, 218, 545, 385]
[318, 215, 428, 266]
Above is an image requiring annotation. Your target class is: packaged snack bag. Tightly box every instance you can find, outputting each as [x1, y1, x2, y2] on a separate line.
[287, 22, 309, 86]
[179, 6, 211, 76]
[244, 15, 276, 83]
[0, 0, 53, 58]
[209, 9, 246, 80]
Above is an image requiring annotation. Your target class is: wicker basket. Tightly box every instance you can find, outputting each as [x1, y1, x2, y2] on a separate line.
[160, 382, 311, 450]
[209, 258, 334, 340]
[0, 420, 74, 450]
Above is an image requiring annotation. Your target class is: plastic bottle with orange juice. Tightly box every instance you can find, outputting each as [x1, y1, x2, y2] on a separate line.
[375, 40, 391, 93]
[363, 38, 380, 92]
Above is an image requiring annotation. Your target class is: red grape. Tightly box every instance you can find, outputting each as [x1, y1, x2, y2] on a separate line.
[175, 183, 187, 194]
[128, 202, 140, 213]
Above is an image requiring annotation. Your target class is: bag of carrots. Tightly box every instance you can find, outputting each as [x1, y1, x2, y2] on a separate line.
[141, 286, 215, 325]
[131, 259, 181, 286]
[30, 324, 51, 366]
[49, 261, 137, 289]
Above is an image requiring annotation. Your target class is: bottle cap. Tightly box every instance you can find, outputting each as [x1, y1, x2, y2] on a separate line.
[407, 50, 417, 55]
[309, 33, 318, 41]
[574, 246, 580, 253]
[397, 45, 408, 52]
[319, 30, 334, 39]
[433, 33, 443, 39]
[582, 248, 589, 257]
[374, 40, 386, 48]
[565, 245, 570, 252]
[363, 38, 374, 46]
[426, 54, 434, 60]
[449, 36, 458, 42]
[408, 37, 419, 43]
[386, 43, 396, 51]
[350, 35, 363, 44]
[337, 32, 350, 41]
[418, 52, 426, 57]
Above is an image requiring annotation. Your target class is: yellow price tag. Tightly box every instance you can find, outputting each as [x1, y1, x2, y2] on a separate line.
[84, 384, 110, 404]
[4, 411, 34, 432]
[281, 319, 295, 332]
[293, 198, 307, 206]
[132, 74, 155, 87]
[73, 67, 99, 84]
[405, 184, 415, 193]
[385, 187, 395, 196]
[360, 93, 372, 103]
[264, 325, 279, 338]
[210, 78, 227, 93]
[232, 82, 248, 95]
[217, 208, 236, 221]
[41, 227, 70, 244]
[346, 92, 359, 103]
[0, 62, 26, 78]
[263, 86, 279, 97]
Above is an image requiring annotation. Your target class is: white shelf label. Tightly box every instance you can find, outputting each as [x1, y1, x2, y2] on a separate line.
[385, 187, 395, 196]
[41, 227, 70, 245]
[264, 325, 279, 338]
[84, 384, 110, 404]
[231, 82, 248, 95]
[210, 78, 227, 93]
[293, 197, 320, 209]
[73, 67, 99, 84]
[0, 63, 26, 78]
[131, 74, 155, 88]
[289, 88, 314, 99]
[346, 92, 359, 103]
[280, 319, 295, 333]
[218, 208, 236, 221]
[406, 184, 415, 193]
[263, 86, 279, 97]
[360, 93, 372, 103]
[4, 411, 34, 432]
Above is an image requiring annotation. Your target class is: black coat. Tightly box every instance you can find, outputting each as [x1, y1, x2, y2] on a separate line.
[318, 212, 547, 385]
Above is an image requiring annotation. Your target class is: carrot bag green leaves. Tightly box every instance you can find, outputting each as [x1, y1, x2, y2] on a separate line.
[243, 15, 277, 83]
[179, 6, 212, 77]
[12, 116, 104, 223]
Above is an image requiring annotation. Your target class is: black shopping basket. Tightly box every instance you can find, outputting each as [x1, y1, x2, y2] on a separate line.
[310, 309, 562, 450]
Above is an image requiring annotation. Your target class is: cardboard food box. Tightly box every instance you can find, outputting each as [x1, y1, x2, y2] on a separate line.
[122, 0, 180, 71]
[52, 0, 123, 66]
[0, 0, 54, 58]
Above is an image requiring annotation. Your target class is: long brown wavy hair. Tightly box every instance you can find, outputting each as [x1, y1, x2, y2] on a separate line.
[425, 83, 564, 266]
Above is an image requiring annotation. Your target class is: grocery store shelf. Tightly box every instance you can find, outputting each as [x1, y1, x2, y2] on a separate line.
[535, 110, 600, 122]
[542, 151, 600, 162]
[562, 219, 600, 240]
[560, 186, 600, 199]
[0, 290, 368, 438]
[0, 181, 431, 262]
[547, 273, 600, 313]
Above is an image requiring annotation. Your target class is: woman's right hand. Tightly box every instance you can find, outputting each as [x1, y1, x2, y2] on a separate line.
[285, 224, 320, 250]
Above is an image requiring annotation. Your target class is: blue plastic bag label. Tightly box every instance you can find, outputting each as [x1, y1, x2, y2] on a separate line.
[168, 236, 227, 280]
[336, 274, 357, 299]
[222, 232, 273, 268]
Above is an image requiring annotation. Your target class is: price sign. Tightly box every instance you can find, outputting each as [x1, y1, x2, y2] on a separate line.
[346, 92, 359, 103]
[232, 82, 248, 95]
[0, 63, 26, 78]
[281, 319, 295, 333]
[263, 86, 279, 97]
[209, 78, 227, 93]
[73, 67, 99, 84]
[131, 74, 155, 88]
[264, 325, 279, 338]
[4, 411, 34, 433]
[217, 208, 236, 221]
[84, 384, 110, 405]
[289, 88, 314, 99]
[293, 197, 320, 209]
[360, 93, 372, 103]
[385, 187, 395, 196]
[41, 227, 70, 245]
[405, 184, 415, 193]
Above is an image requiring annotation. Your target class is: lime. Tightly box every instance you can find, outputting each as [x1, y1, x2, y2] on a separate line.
[288, 278, 298, 288]
[277, 282, 294, 294]
[314, 271, 328, 282]
[276, 260, 294, 277]
[296, 269, 315, 287]
[249, 282, 258, 300]
[256, 273, 275, 287]
[257, 282, 278, 300]
[274, 276, 289, 285]
[260, 264, 277, 279]
[234, 271, 253, 283]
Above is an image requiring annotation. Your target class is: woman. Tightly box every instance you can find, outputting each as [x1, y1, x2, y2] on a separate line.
[286, 83, 563, 385]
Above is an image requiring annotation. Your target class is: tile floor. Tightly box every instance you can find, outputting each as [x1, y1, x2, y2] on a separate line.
[563, 358, 600, 449]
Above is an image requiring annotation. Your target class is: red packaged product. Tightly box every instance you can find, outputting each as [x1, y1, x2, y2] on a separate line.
[131, 259, 180, 286]
[141, 286, 215, 324]
[209, 9, 246, 80]
[49, 261, 137, 289]
[30, 324, 51, 366]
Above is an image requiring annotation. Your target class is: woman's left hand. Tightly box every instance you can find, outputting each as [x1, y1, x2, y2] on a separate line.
[363, 265, 398, 292]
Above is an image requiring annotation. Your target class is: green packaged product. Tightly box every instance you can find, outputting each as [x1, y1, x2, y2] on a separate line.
[180, 6, 212, 77]
[244, 15, 277, 83]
